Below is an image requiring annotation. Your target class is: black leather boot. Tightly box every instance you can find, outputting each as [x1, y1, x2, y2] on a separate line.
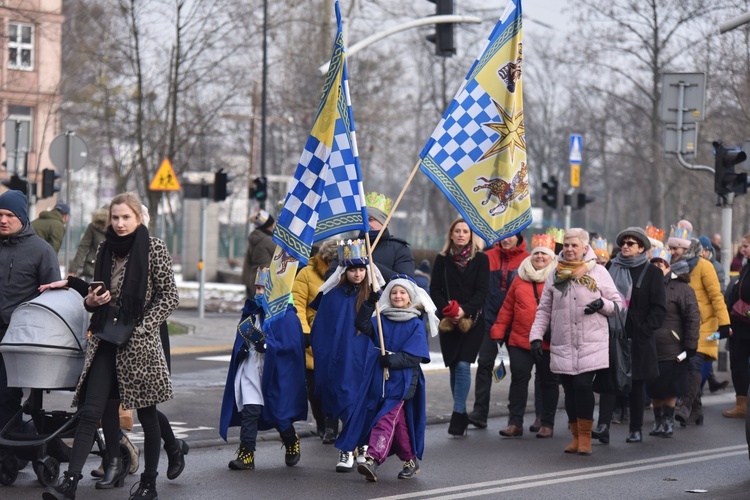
[164, 439, 189, 480]
[591, 423, 610, 444]
[661, 406, 675, 437]
[128, 472, 158, 500]
[648, 407, 664, 437]
[95, 456, 127, 489]
[448, 412, 469, 436]
[43, 471, 82, 500]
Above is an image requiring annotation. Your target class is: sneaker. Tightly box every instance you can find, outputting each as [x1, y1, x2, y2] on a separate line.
[283, 434, 301, 467]
[357, 456, 378, 482]
[356, 445, 368, 465]
[397, 458, 420, 479]
[228, 446, 255, 470]
[336, 450, 354, 472]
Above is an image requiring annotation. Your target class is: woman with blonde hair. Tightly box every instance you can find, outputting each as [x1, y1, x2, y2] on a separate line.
[430, 218, 489, 436]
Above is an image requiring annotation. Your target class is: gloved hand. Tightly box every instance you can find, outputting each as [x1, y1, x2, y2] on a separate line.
[530, 340, 543, 364]
[367, 290, 381, 306]
[304, 333, 311, 349]
[584, 298, 604, 315]
[685, 348, 697, 359]
[379, 352, 390, 368]
[719, 325, 731, 339]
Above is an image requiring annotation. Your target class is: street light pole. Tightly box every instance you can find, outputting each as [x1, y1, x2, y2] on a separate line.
[260, 0, 268, 210]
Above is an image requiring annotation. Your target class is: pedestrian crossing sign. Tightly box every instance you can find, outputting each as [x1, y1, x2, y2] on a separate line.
[149, 158, 181, 191]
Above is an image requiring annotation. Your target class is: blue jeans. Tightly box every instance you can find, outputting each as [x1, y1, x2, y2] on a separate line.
[450, 361, 471, 413]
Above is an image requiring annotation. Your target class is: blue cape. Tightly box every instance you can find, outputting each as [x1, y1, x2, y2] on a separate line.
[310, 285, 371, 421]
[219, 299, 307, 440]
[335, 315, 430, 458]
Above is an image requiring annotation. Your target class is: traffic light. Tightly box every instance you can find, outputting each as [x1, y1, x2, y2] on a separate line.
[541, 176, 558, 208]
[1, 174, 27, 193]
[40, 168, 60, 199]
[426, 0, 455, 57]
[250, 176, 268, 202]
[713, 141, 748, 196]
[213, 169, 232, 201]
[577, 192, 595, 209]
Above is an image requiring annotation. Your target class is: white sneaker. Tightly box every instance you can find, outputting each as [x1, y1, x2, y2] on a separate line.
[356, 445, 368, 465]
[336, 450, 354, 472]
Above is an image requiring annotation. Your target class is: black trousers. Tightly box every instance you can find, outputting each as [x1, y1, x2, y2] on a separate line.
[729, 335, 750, 398]
[560, 371, 596, 422]
[471, 330, 499, 419]
[68, 342, 161, 477]
[506, 347, 559, 428]
[305, 369, 325, 434]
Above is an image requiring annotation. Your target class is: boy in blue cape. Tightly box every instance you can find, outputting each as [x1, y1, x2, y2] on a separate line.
[219, 267, 307, 470]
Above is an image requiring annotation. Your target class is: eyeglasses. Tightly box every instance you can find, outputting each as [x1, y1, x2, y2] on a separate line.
[621, 240, 639, 247]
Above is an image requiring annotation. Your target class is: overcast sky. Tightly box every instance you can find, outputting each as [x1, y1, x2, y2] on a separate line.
[521, 0, 571, 32]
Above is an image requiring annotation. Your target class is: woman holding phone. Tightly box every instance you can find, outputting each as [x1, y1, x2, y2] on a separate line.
[43, 192, 179, 500]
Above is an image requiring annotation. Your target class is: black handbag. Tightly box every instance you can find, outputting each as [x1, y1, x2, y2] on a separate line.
[94, 306, 136, 347]
[593, 303, 632, 395]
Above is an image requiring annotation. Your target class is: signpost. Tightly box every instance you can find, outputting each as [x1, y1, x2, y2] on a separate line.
[149, 158, 181, 242]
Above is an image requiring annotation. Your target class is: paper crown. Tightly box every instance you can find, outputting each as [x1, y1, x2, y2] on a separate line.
[650, 247, 671, 264]
[669, 225, 692, 241]
[255, 267, 270, 287]
[254, 210, 270, 226]
[645, 225, 665, 243]
[590, 237, 607, 250]
[531, 234, 556, 251]
[338, 239, 368, 267]
[545, 227, 565, 244]
[365, 192, 393, 214]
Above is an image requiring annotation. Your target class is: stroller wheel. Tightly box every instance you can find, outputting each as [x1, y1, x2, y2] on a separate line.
[34, 456, 60, 487]
[0, 454, 19, 486]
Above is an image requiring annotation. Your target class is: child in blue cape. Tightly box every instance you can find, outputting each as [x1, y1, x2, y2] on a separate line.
[219, 268, 307, 470]
[339, 274, 437, 482]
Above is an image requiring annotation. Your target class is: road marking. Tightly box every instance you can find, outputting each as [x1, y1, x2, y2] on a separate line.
[372, 445, 748, 499]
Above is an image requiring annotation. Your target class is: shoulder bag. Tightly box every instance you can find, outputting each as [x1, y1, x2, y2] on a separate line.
[730, 273, 750, 325]
[593, 303, 632, 395]
[94, 306, 136, 347]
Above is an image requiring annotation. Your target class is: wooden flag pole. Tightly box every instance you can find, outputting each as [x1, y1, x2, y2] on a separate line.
[364, 231, 388, 381]
[371, 157, 422, 249]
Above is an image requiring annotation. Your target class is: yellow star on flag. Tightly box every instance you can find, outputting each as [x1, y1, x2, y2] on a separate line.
[480, 100, 526, 163]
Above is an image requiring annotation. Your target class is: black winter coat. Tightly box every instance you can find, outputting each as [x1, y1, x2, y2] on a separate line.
[621, 262, 667, 381]
[430, 252, 489, 366]
[728, 263, 750, 338]
[654, 275, 700, 361]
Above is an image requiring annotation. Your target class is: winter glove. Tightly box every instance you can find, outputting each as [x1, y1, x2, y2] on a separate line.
[584, 298, 604, 315]
[367, 291, 381, 306]
[442, 300, 460, 318]
[685, 348, 697, 359]
[379, 352, 391, 368]
[304, 333, 311, 349]
[719, 325, 731, 339]
[530, 340, 543, 364]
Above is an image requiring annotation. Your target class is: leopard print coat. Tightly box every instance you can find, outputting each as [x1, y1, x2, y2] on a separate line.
[73, 237, 179, 410]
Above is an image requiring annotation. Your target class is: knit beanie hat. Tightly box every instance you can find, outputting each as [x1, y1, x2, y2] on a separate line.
[698, 235, 713, 253]
[0, 190, 28, 224]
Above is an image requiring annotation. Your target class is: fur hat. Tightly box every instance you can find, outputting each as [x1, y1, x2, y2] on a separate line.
[616, 226, 651, 251]
[0, 190, 28, 224]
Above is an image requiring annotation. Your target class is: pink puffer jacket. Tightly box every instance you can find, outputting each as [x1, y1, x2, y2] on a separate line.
[529, 248, 623, 376]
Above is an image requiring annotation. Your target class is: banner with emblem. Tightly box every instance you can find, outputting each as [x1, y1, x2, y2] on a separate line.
[418, 0, 531, 246]
[264, 1, 368, 324]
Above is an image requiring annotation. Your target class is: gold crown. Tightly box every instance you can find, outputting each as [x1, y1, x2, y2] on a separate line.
[545, 227, 565, 244]
[365, 192, 393, 214]
[531, 234, 556, 251]
[645, 225, 665, 242]
[337, 239, 368, 267]
[255, 267, 270, 286]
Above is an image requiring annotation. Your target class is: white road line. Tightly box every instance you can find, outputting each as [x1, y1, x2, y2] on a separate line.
[372, 445, 748, 500]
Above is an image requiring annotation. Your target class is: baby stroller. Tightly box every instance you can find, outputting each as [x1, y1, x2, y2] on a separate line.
[0, 288, 129, 487]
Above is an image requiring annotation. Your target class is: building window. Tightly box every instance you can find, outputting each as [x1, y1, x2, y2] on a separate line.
[5, 106, 33, 173]
[8, 22, 34, 70]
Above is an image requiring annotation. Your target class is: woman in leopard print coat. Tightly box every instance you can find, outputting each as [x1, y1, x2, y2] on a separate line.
[45, 192, 178, 500]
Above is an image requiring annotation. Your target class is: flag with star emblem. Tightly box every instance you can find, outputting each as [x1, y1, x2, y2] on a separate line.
[263, 1, 368, 324]
[419, 0, 531, 246]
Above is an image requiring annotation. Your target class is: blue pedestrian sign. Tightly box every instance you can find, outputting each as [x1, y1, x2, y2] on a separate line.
[569, 135, 583, 164]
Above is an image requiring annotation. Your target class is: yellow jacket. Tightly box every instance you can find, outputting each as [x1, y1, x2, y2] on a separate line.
[690, 257, 730, 360]
[291, 255, 330, 370]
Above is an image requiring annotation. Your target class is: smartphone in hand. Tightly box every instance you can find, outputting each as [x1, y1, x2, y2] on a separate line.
[90, 281, 107, 296]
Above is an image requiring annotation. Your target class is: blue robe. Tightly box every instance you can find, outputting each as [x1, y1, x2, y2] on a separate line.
[219, 299, 307, 440]
[310, 285, 371, 421]
[335, 315, 430, 459]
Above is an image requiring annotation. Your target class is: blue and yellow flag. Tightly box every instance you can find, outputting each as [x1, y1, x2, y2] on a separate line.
[263, 1, 368, 323]
[419, 0, 531, 246]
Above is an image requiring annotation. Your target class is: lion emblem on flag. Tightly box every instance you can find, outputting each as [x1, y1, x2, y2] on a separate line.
[473, 161, 529, 216]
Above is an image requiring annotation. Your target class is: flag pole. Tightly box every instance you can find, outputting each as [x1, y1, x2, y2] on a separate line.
[371, 157, 422, 249]
[364, 232, 388, 381]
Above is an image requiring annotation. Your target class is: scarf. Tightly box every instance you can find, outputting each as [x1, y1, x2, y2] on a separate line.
[517, 255, 555, 283]
[90, 224, 150, 333]
[553, 259, 597, 296]
[608, 252, 648, 312]
[449, 244, 472, 268]
[380, 305, 422, 323]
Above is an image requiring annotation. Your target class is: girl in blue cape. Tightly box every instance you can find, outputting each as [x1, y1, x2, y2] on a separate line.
[339, 274, 437, 483]
[310, 242, 384, 472]
[219, 268, 307, 471]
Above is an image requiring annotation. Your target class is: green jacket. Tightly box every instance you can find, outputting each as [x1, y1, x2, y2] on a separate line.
[31, 209, 66, 253]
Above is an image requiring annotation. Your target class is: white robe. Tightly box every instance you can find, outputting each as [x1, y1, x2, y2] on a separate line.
[234, 316, 265, 409]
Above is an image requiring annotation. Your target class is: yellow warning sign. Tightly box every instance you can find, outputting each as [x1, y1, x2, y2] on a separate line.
[570, 164, 580, 188]
[149, 158, 181, 191]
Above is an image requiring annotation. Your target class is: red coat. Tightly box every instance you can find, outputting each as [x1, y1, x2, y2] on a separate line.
[490, 277, 549, 350]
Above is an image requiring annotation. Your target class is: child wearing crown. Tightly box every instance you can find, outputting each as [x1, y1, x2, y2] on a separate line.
[338, 274, 435, 482]
[311, 240, 386, 472]
[219, 267, 307, 471]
